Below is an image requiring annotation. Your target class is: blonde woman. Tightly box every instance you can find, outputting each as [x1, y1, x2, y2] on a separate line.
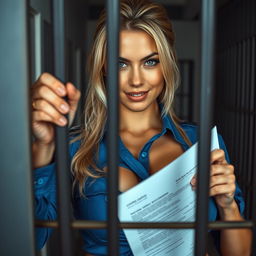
[32, 0, 251, 255]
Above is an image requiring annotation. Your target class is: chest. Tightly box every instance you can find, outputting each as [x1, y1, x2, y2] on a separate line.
[118, 131, 184, 191]
[121, 131, 184, 173]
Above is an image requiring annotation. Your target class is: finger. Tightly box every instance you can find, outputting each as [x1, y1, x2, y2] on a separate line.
[32, 99, 68, 125]
[210, 149, 227, 164]
[34, 72, 67, 97]
[209, 183, 236, 197]
[33, 86, 70, 114]
[210, 173, 236, 188]
[190, 164, 234, 185]
[190, 175, 197, 186]
[66, 82, 81, 110]
[32, 110, 67, 126]
[210, 164, 234, 176]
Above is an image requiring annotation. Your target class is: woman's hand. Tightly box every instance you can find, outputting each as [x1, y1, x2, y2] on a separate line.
[190, 149, 236, 210]
[208, 149, 236, 209]
[31, 72, 81, 167]
[190, 150, 252, 256]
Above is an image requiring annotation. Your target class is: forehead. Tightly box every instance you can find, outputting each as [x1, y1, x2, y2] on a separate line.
[119, 30, 158, 58]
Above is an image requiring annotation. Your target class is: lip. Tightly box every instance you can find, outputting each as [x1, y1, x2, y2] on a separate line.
[125, 90, 149, 102]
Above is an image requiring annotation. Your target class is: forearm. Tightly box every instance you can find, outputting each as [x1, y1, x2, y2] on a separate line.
[219, 201, 252, 256]
[32, 140, 55, 169]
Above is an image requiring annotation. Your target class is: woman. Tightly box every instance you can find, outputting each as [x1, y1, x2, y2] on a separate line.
[32, 0, 252, 255]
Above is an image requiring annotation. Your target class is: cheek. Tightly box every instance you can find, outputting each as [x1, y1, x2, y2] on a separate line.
[147, 69, 164, 88]
[119, 72, 127, 90]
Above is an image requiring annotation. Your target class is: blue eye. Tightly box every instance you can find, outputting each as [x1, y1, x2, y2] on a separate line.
[145, 59, 159, 67]
[119, 62, 127, 69]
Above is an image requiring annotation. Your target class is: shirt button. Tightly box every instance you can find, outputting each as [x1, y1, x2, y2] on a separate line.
[141, 152, 147, 158]
[38, 178, 44, 185]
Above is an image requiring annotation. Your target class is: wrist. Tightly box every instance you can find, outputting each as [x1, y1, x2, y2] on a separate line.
[218, 200, 243, 220]
[32, 140, 55, 168]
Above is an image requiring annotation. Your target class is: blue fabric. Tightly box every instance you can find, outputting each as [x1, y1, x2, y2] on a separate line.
[33, 115, 245, 255]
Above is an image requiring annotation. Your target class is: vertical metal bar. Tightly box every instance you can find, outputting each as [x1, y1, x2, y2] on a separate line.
[251, 35, 256, 255]
[247, 36, 254, 218]
[239, 39, 245, 198]
[0, 0, 35, 255]
[195, 1, 216, 255]
[106, 0, 120, 255]
[244, 37, 251, 216]
[235, 43, 242, 180]
[239, 0, 246, 197]
[53, 0, 73, 255]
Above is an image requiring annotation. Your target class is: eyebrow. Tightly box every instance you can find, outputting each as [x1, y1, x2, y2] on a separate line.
[119, 52, 159, 62]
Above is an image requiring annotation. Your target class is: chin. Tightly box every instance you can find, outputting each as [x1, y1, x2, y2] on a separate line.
[122, 102, 153, 113]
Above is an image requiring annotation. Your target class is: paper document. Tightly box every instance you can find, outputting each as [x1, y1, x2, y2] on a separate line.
[118, 127, 219, 256]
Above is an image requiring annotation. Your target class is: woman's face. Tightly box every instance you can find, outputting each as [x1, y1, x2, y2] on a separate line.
[118, 30, 165, 113]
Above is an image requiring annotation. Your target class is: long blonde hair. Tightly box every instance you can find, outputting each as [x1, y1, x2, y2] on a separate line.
[71, 0, 191, 195]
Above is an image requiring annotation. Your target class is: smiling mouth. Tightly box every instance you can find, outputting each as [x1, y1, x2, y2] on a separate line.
[125, 90, 149, 101]
[126, 91, 148, 97]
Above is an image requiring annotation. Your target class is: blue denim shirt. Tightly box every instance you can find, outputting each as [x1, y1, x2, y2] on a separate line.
[34, 114, 245, 255]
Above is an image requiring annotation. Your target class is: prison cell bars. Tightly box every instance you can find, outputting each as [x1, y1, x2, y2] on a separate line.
[0, 0, 36, 255]
[52, 0, 73, 255]
[1, 0, 254, 256]
[215, 0, 256, 253]
[38, 0, 255, 256]
[195, 0, 215, 255]
[106, 0, 120, 255]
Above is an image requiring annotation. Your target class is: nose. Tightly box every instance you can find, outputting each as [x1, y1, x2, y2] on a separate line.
[129, 66, 143, 87]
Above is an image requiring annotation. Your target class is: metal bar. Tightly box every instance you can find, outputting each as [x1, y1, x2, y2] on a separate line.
[106, 0, 120, 255]
[35, 220, 255, 230]
[244, 38, 251, 217]
[53, 0, 73, 255]
[251, 35, 256, 255]
[195, 1, 216, 255]
[235, 42, 242, 180]
[247, 0, 255, 215]
[239, 38, 246, 194]
[0, 0, 35, 255]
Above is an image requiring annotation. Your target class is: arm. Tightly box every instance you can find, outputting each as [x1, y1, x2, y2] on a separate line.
[209, 149, 252, 256]
[218, 200, 251, 256]
[31, 73, 81, 249]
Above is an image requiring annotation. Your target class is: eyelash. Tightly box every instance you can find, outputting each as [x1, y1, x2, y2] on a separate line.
[144, 58, 159, 67]
[119, 58, 160, 69]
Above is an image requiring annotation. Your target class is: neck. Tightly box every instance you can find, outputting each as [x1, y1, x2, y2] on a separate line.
[119, 103, 162, 134]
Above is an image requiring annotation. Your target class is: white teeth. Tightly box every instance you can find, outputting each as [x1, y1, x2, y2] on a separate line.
[129, 92, 145, 97]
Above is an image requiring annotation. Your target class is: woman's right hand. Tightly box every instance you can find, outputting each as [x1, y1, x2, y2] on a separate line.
[31, 72, 81, 167]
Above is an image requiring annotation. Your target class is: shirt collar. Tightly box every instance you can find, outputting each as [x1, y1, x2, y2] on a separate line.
[162, 114, 188, 149]
[102, 104, 188, 149]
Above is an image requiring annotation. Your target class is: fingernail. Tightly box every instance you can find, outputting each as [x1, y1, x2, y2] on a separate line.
[59, 117, 67, 125]
[57, 87, 66, 95]
[191, 177, 196, 185]
[60, 104, 69, 112]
